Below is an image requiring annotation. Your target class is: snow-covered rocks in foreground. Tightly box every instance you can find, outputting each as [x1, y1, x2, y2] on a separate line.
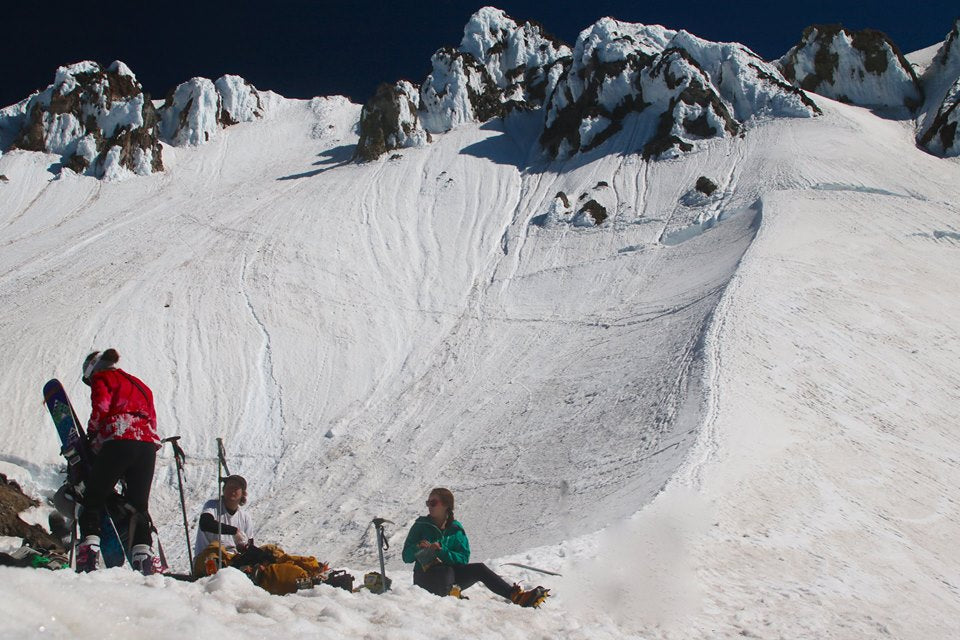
[778, 25, 922, 109]
[2, 61, 163, 179]
[917, 19, 960, 157]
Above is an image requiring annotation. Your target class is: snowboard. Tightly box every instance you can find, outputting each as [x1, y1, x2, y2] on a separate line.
[42, 378, 130, 568]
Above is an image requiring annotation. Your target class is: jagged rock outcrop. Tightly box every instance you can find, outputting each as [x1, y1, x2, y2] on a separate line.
[215, 74, 265, 125]
[917, 20, 960, 157]
[778, 25, 922, 109]
[158, 77, 221, 146]
[356, 81, 430, 161]
[158, 74, 269, 146]
[419, 48, 507, 134]
[357, 6, 572, 159]
[543, 20, 820, 159]
[458, 6, 570, 105]
[0, 62, 271, 178]
[5, 61, 163, 178]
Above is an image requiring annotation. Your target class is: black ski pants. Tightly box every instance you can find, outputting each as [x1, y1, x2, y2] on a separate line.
[413, 562, 514, 599]
[79, 439, 156, 548]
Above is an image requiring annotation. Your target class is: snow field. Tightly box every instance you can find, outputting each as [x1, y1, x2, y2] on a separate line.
[0, 79, 958, 639]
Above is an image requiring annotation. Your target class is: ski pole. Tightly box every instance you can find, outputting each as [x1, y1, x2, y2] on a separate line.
[162, 436, 194, 575]
[215, 438, 230, 570]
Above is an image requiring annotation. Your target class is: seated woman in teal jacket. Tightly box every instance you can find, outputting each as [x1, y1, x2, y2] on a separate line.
[402, 487, 548, 607]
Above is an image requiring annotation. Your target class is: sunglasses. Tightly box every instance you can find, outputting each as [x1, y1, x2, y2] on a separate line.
[425, 499, 441, 508]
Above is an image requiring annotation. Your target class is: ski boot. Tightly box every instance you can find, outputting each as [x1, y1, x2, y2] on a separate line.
[510, 584, 550, 608]
[75, 537, 100, 573]
[131, 544, 164, 576]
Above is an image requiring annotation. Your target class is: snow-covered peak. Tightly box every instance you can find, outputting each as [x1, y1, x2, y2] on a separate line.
[778, 25, 922, 109]
[4, 60, 162, 179]
[917, 19, 960, 157]
[459, 6, 570, 103]
[572, 18, 676, 66]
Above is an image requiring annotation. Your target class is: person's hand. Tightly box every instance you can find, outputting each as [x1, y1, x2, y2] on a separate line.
[429, 542, 441, 550]
[234, 530, 249, 550]
[418, 540, 431, 549]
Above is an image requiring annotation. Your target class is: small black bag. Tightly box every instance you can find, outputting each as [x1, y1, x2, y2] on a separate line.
[323, 569, 355, 592]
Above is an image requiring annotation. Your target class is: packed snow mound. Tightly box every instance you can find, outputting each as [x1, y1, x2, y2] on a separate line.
[159, 75, 270, 146]
[917, 20, 960, 157]
[356, 81, 430, 161]
[542, 22, 820, 159]
[0, 60, 163, 179]
[459, 6, 571, 104]
[778, 25, 922, 109]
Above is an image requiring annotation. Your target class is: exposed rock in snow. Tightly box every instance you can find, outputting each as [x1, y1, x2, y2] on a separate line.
[459, 6, 571, 105]
[778, 25, 922, 109]
[356, 81, 430, 161]
[5, 61, 163, 178]
[917, 20, 960, 157]
[542, 20, 819, 159]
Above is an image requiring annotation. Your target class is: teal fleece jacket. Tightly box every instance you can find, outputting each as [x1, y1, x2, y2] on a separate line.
[401, 516, 470, 566]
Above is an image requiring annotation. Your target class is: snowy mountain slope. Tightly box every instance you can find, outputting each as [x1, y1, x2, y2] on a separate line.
[0, 87, 762, 570]
[1, 88, 957, 639]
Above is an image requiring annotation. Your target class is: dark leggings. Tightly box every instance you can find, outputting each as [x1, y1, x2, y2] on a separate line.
[413, 562, 514, 599]
[79, 439, 156, 547]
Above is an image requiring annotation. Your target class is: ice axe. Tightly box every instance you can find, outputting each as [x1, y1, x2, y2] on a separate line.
[369, 517, 394, 594]
[162, 436, 194, 575]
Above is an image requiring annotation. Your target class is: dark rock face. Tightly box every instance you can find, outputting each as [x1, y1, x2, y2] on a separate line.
[356, 81, 430, 162]
[917, 20, 960, 157]
[0, 474, 63, 552]
[778, 25, 922, 109]
[578, 199, 608, 225]
[696, 176, 718, 195]
[9, 61, 163, 178]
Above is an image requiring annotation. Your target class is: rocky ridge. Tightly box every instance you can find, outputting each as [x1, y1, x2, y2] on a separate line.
[357, 8, 820, 162]
[0, 62, 269, 179]
[777, 25, 922, 109]
[916, 19, 960, 156]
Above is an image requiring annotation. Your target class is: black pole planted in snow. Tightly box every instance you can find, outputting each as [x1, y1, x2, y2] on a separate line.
[162, 436, 194, 575]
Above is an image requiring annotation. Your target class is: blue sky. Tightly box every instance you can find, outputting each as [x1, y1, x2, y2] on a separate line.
[2, 1, 956, 109]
